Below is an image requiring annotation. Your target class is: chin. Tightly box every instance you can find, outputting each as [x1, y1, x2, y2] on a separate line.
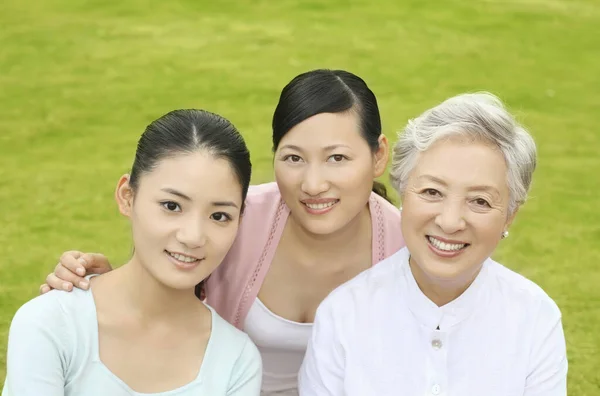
[153, 267, 211, 291]
[301, 221, 344, 236]
[423, 256, 484, 283]
[423, 265, 465, 281]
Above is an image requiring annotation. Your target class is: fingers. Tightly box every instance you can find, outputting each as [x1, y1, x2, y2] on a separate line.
[81, 253, 112, 274]
[39, 283, 51, 295]
[41, 251, 94, 295]
[45, 272, 74, 292]
[60, 251, 87, 276]
[54, 261, 89, 290]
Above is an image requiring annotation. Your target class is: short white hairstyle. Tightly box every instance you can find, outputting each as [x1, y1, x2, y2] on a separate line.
[390, 92, 537, 214]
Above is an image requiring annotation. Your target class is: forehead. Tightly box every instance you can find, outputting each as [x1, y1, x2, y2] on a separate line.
[279, 111, 365, 148]
[413, 137, 509, 192]
[138, 151, 242, 203]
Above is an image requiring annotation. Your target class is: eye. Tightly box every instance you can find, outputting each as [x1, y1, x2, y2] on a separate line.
[283, 154, 303, 163]
[211, 212, 232, 222]
[327, 154, 347, 163]
[161, 201, 181, 212]
[473, 198, 491, 208]
[421, 188, 442, 197]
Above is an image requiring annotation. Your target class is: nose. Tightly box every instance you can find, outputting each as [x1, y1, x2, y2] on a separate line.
[434, 200, 467, 234]
[176, 215, 207, 249]
[301, 164, 329, 196]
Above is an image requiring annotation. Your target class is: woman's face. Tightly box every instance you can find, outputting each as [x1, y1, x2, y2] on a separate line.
[116, 151, 243, 290]
[274, 111, 388, 236]
[400, 136, 516, 285]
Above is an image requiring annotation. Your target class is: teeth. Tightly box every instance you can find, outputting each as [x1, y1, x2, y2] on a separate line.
[168, 252, 199, 263]
[428, 236, 466, 252]
[305, 201, 336, 210]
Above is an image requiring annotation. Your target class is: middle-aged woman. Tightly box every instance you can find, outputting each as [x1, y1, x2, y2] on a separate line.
[299, 92, 568, 396]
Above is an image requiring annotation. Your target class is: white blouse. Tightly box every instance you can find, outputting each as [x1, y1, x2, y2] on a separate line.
[244, 298, 312, 396]
[298, 247, 567, 396]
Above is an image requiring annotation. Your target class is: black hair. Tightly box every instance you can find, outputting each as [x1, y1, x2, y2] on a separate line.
[130, 109, 252, 207]
[271, 69, 391, 202]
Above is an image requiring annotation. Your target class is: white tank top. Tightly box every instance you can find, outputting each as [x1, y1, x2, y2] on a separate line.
[243, 298, 313, 396]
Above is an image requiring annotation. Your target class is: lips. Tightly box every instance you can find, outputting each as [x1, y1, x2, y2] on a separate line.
[167, 251, 200, 263]
[304, 201, 337, 210]
[165, 250, 204, 270]
[427, 236, 468, 251]
[425, 235, 470, 258]
[301, 198, 339, 215]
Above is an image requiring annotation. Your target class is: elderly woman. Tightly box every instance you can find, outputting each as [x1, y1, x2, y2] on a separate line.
[298, 93, 567, 396]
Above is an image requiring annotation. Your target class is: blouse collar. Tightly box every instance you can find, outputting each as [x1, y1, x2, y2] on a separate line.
[396, 247, 490, 330]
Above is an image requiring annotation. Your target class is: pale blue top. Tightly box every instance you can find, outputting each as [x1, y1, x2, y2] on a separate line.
[2, 287, 262, 396]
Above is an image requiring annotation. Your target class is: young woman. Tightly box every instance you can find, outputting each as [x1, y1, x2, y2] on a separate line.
[39, 69, 405, 395]
[3, 110, 262, 395]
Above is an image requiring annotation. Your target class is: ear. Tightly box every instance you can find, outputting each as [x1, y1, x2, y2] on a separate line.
[115, 174, 134, 217]
[373, 134, 389, 178]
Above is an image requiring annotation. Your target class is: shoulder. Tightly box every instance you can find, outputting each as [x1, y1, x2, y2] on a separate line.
[207, 309, 262, 393]
[236, 182, 286, 236]
[369, 193, 405, 259]
[209, 306, 261, 360]
[10, 288, 89, 329]
[370, 192, 402, 221]
[318, 248, 408, 317]
[245, 182, 282, 208]
[6, 288, 92, 359]
[487, 259, 562, 320]
[205, 184, 286, 312]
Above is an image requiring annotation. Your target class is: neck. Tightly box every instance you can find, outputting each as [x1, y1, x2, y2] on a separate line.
[286, 204, 372, 263]
[408, 257, 482, 307]
[106, 255, 205, 322]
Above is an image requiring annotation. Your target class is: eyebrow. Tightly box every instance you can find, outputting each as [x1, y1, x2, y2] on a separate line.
[467, 185, 501, 198]
[417, 175, 501, 197]
[417, 175, 447, 186]
[279, 144, 351, 152]
[324, 144, 351, 151]
[161, 188, 192, 201]
[160, 188, 239, 208]
[212, 201, 239, 208]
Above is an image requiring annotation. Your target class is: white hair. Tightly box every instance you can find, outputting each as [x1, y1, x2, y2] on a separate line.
[389, 92, 537, 214]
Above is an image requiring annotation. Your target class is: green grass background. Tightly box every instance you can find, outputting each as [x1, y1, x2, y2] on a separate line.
[1, 0, 598, 393]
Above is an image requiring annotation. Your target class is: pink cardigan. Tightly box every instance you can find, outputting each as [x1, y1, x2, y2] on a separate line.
[205, 182, 405, 329]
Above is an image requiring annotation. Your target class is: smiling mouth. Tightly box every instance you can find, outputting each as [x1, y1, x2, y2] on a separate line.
[165, 250, 202, 264]
[302, 200, 339, 210]
[426, 236, 470, 252]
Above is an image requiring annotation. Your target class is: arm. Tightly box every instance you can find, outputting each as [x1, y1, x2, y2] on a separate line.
[40, 251, 112, 294]
[524, 299, 568, 396]
[298, 299, 346, 396]
[2, 295, 69, 396]
[226, 338, 262, 395]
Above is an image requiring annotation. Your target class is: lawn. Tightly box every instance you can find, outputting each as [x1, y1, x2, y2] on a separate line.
[1, 0, 598, 393]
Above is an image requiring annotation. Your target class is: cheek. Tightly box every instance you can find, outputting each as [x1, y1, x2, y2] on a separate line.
[210, 225, 240, 255]
[130, 205, 170, 244]
[274, 164, 297, 193]
[470, 215, 506, 242]
[401, 195, 431, 223]
[334, 161, 376, 193]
